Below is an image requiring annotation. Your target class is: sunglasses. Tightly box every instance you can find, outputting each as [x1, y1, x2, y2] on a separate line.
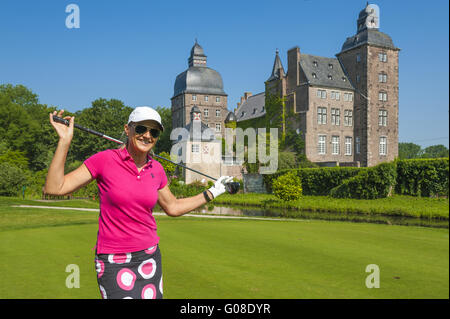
[132, 125, 161, 138]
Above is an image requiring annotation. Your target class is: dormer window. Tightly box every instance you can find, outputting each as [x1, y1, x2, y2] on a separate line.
[328, 74, 332, 80]
[252, 108, 256, 114]
[313, 61, 318, 67]
[312, 73, 317, 79]
[342, 77, 347, 82]
[328, 64, 333, 69]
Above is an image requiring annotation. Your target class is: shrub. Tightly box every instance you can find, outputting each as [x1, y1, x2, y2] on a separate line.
[264, 166, 361, 195]
[169, 180, 207, 198]
[330, 162, 397, 199]
[0, 162, 28, 196]
[272, 171, 302, 201]
[395, 158, 449, 197]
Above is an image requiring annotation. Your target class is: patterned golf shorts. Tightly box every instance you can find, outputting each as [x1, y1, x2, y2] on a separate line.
[94, 245, 163, 299]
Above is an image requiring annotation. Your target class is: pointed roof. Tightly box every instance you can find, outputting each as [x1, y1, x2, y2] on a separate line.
[267, 49, 285, 82]
[188, 40, 207, 67]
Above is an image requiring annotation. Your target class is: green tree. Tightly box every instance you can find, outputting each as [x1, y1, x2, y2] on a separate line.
[421, 144, 449, 159]
[398, 142, 423, 159]
[153, 106, 173, 154]
[71, 98, 133, 161]
[0, 84, 58, 171]
[155, 151, 176, 177]
[0, 149, 29, 170]
[0, 162, 28, 196]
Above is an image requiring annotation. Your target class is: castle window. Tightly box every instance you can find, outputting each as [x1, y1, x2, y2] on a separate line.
[317, 89, 326, 99]
[378, 73, 387, 83]
[379, 137, 387, 155]
[205, 96, 209, 102]
[378, 52, 387, 62]
[331, 91, 336, 100]
[378, 109, 387, 126]
[192, 144, 200, 153]
[317, 107, 327, 125]
[332, 136, 340, 155]
[192, 95, 197, 101]
[215, 123, 221, 132]
[318, 135, 326, 155]
[216, 97, 221, 102]
[216, 109, 221, 117]
[345, 137, 352, 155]
[335, 92, 340, 100]
[356, 137, 360, 154]
[204, 109, 209, 117]
[356, 75, 360, 83]
[344, 110, 353, 126]
[331, 108, 340, 125]
[378, 92, 388, 102]
[356, 54, 361, 62]
[344, 93, 353, 102]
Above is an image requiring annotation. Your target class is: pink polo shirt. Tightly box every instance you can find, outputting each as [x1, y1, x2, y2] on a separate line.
[84, 147, 168, 254]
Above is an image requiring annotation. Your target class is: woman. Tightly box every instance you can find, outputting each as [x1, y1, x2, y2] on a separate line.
[44, 106, 233, 299]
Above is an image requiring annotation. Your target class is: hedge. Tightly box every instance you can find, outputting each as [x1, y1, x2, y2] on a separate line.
[395, 158, 449, 197]
[263, 167, 362, 196]
[330, 162, 397, 199]
[263, 158, 448, 199]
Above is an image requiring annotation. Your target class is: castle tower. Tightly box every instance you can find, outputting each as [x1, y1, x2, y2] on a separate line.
[265, 49, 286, 98]
[171, 41, 228, 137]
[336, 3, 400, 166]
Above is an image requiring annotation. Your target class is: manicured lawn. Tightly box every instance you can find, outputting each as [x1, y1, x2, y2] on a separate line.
[0, 198, 448, 299]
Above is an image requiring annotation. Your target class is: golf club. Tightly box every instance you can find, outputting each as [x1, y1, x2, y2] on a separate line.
[52, 115, 240, 194]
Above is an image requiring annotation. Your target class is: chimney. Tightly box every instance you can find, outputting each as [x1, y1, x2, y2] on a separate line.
[244, 92, 252, 100]
[287, 46, 301, 92]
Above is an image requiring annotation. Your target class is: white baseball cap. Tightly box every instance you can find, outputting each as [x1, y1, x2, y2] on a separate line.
[128, 106, 164, 131]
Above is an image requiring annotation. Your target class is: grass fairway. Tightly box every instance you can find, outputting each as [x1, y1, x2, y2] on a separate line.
[0, 201, 448, 299]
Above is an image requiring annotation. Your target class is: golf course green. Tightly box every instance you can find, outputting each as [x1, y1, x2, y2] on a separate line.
[0, 198, 448, 299]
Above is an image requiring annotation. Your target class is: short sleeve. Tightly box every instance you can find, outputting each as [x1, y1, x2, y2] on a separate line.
[157, 163, 168, 190]
[84, 150, 111, 179]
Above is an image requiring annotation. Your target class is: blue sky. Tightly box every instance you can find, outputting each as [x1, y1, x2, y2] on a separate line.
[0, 0, 448, 147]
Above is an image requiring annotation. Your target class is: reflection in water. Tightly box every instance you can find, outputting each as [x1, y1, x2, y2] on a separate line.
[190, 205, 448, 229]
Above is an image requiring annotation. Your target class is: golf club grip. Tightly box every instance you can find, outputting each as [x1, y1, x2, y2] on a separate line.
[52, 115, 103, 137]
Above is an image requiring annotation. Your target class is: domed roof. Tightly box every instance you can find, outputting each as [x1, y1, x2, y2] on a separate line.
[173, 42, 227, 98]
[173, 67, 226, 98]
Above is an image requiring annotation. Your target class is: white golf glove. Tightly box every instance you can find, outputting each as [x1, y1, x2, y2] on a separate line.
[208, 176, 234, 199]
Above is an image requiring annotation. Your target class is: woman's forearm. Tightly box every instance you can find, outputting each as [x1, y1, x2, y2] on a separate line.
[44, 139, 71, 195]
[168, 191, 213, 217]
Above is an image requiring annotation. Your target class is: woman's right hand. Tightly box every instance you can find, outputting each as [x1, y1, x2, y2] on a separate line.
[49, 110, 75, 144]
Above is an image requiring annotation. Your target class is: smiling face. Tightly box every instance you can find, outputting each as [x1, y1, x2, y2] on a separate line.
[124, 120, 161, 156]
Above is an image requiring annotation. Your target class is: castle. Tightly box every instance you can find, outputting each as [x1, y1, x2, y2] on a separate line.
[236, 3, 399, 167]
[172, 3, 399, 171]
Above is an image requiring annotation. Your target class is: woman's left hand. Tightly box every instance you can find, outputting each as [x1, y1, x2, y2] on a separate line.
[208, 176, 234, 199]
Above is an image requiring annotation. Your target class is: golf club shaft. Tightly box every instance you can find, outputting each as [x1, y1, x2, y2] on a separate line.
[52, 115, 218, 182]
